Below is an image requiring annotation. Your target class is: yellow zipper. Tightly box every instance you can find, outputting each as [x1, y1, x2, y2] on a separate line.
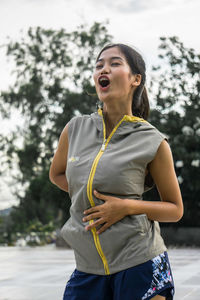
[86, 109, 127, 275]
[86, 108, 147, 275]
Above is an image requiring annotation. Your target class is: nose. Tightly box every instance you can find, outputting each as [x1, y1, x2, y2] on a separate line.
[100, 63, 110, 74]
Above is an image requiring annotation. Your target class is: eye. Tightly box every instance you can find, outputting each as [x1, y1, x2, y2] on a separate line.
[95, 64, 103, 69]
[111, 62, 120, 66]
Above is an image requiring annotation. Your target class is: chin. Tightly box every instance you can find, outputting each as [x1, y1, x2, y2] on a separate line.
[98, 93, 114, 104]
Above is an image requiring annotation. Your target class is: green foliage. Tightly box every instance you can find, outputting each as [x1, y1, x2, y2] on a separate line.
[9, 169, 71, 232]
[1, 22, 112, 182]
[0, 22, 112, 233]
[146, 36, 200, 227]
[0, 219, 57, 246]
[1, 27, 199, 233]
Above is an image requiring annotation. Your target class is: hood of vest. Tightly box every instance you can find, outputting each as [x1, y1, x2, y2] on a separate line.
[90, 111, 156, 138]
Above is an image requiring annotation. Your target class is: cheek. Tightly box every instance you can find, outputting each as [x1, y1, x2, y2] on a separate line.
[115, 72, 129, 87]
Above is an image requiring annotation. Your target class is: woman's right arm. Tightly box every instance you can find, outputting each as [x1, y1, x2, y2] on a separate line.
[49, 124, 69, 192]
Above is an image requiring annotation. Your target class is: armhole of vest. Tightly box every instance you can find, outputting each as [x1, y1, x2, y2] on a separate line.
[67, 118, 74, 144]
[144, 132, 169, 192]
[67, 116, 82, 143]
[148, 131, 169, 164]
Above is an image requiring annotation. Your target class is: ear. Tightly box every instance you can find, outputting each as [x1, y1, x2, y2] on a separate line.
[131, 74, 142, 87]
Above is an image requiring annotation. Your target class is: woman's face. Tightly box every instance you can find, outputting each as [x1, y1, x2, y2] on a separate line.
[93, 47, 140, 106]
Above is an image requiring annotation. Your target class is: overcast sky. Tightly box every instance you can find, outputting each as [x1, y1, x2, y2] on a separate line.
[0, 0, 199, 209]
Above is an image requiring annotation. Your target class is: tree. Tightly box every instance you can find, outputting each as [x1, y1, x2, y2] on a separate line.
[145, 36, 200, 227]
[0, 22, 112, 232]
[1, 31, 199, 232]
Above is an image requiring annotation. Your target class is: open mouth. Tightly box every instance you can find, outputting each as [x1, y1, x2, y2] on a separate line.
[98, 76, 110, 88]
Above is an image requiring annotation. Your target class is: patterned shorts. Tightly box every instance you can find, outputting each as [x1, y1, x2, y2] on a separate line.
[63, 251, 174, 300]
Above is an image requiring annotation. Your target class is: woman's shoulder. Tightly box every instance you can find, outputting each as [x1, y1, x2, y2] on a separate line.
[141, 120, 169, 141]
[67, 113, 93, 128]
[69, 113, 91, 123]
[67, 112, 99, 136]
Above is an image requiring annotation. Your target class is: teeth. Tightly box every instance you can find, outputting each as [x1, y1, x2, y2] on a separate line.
[99, 77, 110, 88]
[100, 77, 108, 82]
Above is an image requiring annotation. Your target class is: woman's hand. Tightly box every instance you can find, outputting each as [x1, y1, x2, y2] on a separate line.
[82, 190, 128, 234]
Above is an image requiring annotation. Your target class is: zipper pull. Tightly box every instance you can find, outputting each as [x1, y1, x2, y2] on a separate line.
[101, 139, 107, 152]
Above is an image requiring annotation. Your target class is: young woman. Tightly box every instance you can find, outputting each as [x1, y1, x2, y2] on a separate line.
[49, 43, 183, 300]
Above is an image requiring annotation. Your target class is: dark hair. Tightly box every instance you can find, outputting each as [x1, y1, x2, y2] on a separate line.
[96, 43, 150, 120]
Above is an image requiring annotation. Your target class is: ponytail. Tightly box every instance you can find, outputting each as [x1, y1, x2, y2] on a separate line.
[132, 85, 150, 120]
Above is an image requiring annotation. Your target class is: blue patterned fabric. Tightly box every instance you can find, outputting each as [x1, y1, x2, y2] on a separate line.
[63, 251, 174, 300]
[142, 252, 174, 299]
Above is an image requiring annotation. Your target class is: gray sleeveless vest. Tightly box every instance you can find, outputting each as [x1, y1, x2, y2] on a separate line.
[61, 109, 168, 275]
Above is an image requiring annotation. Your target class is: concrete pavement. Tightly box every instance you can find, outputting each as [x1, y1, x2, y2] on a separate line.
[167, 248, 200, 299]
[0, 245, 199, 300]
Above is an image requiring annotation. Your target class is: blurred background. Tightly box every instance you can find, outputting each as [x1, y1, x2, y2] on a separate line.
[0, 1, 200, 299]
[0, 0, 200, 247]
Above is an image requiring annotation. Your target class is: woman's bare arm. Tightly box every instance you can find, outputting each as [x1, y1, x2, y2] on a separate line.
[124, 139, 184, 222]
[82, 140, 184, 234]
[49, 124, 69, 192]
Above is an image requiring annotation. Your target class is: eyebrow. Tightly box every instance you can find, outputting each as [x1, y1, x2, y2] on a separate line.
[96, 56, 123, 63]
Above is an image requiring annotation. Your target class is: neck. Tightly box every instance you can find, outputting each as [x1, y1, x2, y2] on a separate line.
[104, 102, 132, 122]
[102, 102, 132, 137]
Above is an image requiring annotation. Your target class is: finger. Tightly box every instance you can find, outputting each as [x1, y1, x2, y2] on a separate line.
[84, 206, 99, 215]
[94, 190, 108, 201]
[82, 212, 101, 222]
[97, 223, 110, 235]
[85, 218, 104, 231]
